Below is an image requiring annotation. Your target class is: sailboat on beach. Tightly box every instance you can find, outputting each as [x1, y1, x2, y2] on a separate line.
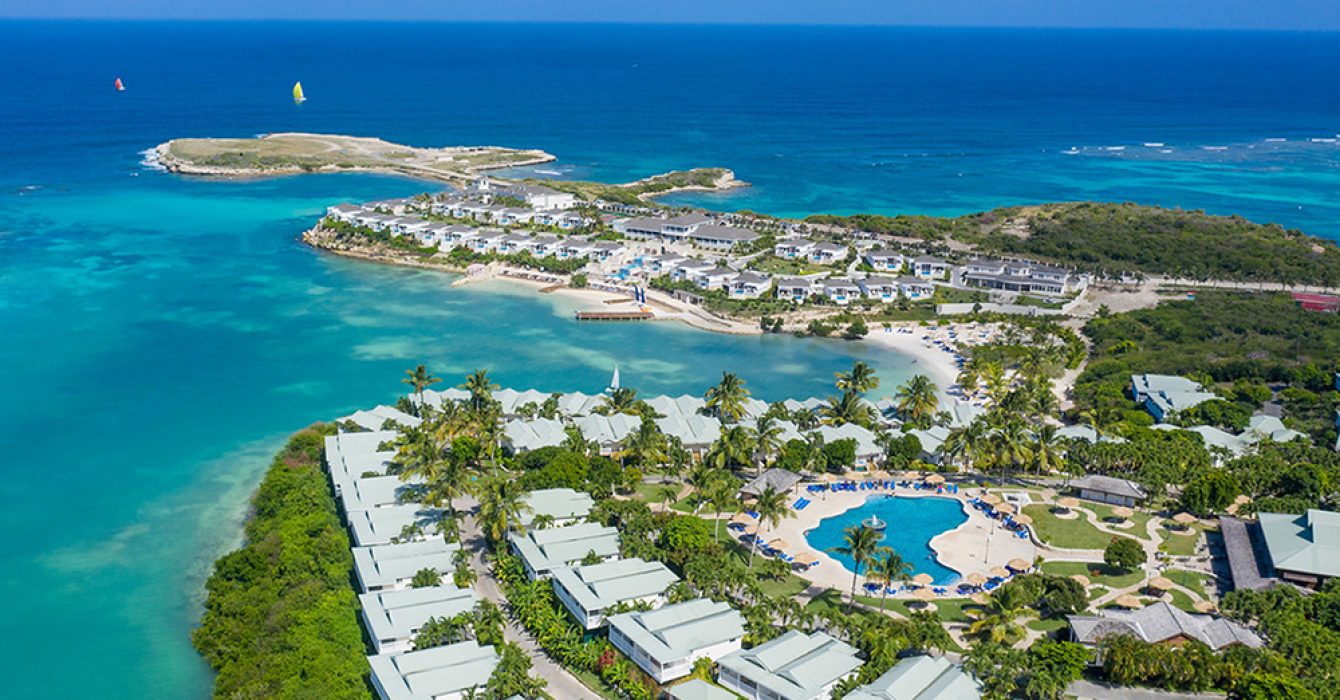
[292, 81, 306, 103]
[114, 77, 124, 91]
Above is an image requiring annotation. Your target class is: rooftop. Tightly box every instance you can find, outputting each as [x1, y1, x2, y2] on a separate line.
[1069, 474, 1147, 500]
[551, 557, 679, 614]
[1259, 509, 1340, 579]
[519, 488, 595, 528]
[608, 598, 745, 662]
[360, 586, 479, 646]
[846, 655, 980, 700]
[740, 467, 804, 497]
[509, 521, 621, 574]
[718, 630, 862, 700]
[353, 539, 461, 592]
[368, 640, 498, 700]
[1069, 601, 1262, 650]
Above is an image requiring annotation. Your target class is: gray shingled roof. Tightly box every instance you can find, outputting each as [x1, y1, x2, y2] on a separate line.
[1068, 601, 1262, 650]
[1070, 474, 1147, 500]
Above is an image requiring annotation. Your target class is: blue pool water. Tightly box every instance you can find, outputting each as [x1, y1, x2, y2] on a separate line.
[806, 495, 968, 584]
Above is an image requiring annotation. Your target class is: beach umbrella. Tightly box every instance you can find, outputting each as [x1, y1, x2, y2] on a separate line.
[1012, 514, 1033, 526]
[743, 524, 759, 535]
[1056, 496, 1079, 509]
[965, 572, 987, 586]
[768, 538, 790, 550]
[969, 592, 989, 605]
[1193, 600, 1218, 613]
[794, 552, 819, 566]
[996, 502, 1016, 515]
[1007, 557, 1031, 571]
[1114, 594, 1143, 609]
[1172, 512, 1198, 526]
[821, 473, 838, 483]
[989, 566, 1010, 579]
[1234, 494, 1252, 505]
[981, 494, 1002, 505]
[870, 469, 891, 480]
[912, 573, 934, 586]
[1070, 574, 1091, 587]
[730, 513, 753, 526]
[912, 587, 937, 602]
[925, 474, 946, 485]
[1111, 506, 1134, 519]
[1148, 577, 1175, 592]
[1225, 503, 1240, 515]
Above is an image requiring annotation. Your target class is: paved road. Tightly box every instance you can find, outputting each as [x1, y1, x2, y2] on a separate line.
[460, 512, 602, 699]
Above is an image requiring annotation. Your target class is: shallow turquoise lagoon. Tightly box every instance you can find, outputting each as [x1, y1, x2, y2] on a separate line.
[806, 495, 968, 585]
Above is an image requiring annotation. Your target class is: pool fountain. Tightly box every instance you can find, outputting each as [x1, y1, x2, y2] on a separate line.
[862, 514, 888, 531]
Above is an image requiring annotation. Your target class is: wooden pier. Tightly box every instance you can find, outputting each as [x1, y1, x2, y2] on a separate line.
[574, 310, 654, 321]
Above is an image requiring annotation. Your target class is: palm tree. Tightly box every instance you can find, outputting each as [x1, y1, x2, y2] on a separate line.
[980, 362, 1008, 405]
[704, 372, 751, 424]
[869, 549, 912, 611]
[990, 420, 1033, 482]
[687, 461, 720, 504]
[705, 478, 739, 540]
[836, 361, 880, 395]
[476, 476, 531, 547]
[597, 386, 640, 416]
[623, 417, 667, 469]
[1032, 424, 1064, 475]
[748, 486, 791, 567]
[657, 484, 679, 510]
[966, 584, 1038, 644]
[402, 364, 440, 412]
[460, 369, 497, 412]
[895, 375, 939, 428]
[752, 415, 786, 475]
[820, 390, 875, 427]
[828, 524, 885, 610]
[706, 425, 756, 472]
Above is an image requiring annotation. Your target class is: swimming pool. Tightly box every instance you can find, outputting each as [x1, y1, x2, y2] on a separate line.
[805, 495, 967, 584]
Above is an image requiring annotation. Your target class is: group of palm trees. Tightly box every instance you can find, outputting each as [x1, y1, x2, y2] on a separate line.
[830, 522, 913, 611]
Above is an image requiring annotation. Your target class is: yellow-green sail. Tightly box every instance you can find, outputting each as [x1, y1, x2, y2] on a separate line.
[292, 81, 305, 102]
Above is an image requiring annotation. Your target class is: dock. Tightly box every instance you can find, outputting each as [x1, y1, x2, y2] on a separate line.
[574, 310, 654, 321]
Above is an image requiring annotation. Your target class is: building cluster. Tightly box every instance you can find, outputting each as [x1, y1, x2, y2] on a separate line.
[1130, 374, 1308, 458]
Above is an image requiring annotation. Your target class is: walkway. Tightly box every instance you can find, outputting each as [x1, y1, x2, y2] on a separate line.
[1068, 679, 1225, 700]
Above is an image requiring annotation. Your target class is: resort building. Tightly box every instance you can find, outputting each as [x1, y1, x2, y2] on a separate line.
[818, 278, 863, 305]
[775, 238, 815, 260]
[694, 266, 741, 291]
[518, 487, 595, 529]
[864, 249, 905, 273]
[607, 598, 746, 684]
[730, 272, 774, 299]
[508, 521, 621, 580]
[845, 655, 981, 700]
[716, 630, 863, 700]
[325, 431, 398, 486]
[338, 474, 424, 513]
[360, 586, 480, 654]
[344, 405, 423, 432]
[353, 539, 461, 593]
[616, 214, 758, 250]
[691, 224, 760, 250]
[1226, 509, 1340, 590]
[1068, 601, 1262, 652]
[776, 277, 818, 303]
[897, 276, 935, 300]
[815, 423, 884, 467]
[667, 679, 739, 700]
[575, 413, 642, 455]
[502, 417, 568, 453]
[740, 468, 804, 499]
[368, 640, 499, 700]
[912, 256, 949, 280]
[858, 275, 899, 301]
[349, 504, 444, 547]
[1068, 474, 1147, 507]
[808, 242, 848, 265]
[327, 202, 365, 222]
[960, 259, 1080, 295]
[550, 557, 680, 630]
[1129, 374, 1219, 423]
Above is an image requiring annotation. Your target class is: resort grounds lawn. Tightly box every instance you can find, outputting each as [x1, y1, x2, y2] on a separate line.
[1159, 523, 1213, 557]
[632, 481, 681, 506]
[1027, 617, 1070, 634]
[1022, 504, 1118, 550]
[1040, 560, 1144, 590]
[711, 528, 810, 599]
[1163, 568, 1214, 598]
[1168, 589, 1199, 613]
[1086, 503, 1154, 540]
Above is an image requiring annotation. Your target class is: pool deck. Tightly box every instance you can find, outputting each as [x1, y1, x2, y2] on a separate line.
[763, 481, 1037, 597]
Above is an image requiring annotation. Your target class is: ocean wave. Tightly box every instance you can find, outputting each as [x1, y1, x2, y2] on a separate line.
[139, 147, 166, 171]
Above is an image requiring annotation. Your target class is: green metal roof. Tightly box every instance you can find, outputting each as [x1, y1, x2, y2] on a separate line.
[1259, 510, 1340, 578]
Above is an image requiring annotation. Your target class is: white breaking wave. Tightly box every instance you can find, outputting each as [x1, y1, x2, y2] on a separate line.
[139, 147, 166, 171]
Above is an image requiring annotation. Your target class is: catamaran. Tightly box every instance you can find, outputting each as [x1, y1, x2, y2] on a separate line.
[114, 77, 124, 91]
[292, 81, 306, 103]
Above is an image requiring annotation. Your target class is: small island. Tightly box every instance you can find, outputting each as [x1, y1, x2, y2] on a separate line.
[154, 132, 557, 182]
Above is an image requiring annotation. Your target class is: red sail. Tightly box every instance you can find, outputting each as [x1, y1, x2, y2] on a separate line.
[115, 78, 124, 91]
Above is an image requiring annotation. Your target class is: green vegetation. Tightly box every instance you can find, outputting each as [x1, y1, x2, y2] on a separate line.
[192, 425, 371, 699]
[1038, 560, 1145, 589]
[1020, 504, 1114, 550]
[1103, 537, 1145, 571]
[979, 202, 1340, 285]
[1075, 291, 1340, 444]
[523, 168, 736, 207]
[803, 212, 984, 242]
[1222, 583, 1340, 696]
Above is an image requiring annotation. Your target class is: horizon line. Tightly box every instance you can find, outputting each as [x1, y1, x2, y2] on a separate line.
[3, 17, 1340, 33]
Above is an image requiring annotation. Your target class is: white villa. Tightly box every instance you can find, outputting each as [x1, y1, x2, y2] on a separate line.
[864, 249, 905, 272]
[607, 598, 745, 684]
[360, 586, 479, 654]
[845, 656, 981, 700]
[550, 557, 680, 630]
[353, 539, 461, 593]
[508, 521, 621, 579]
[349, 504, 444, 547]
[1130, 374, 1218, 423]
[339, 474, 424, 513]
[518, 487, 595, 528]
[912, 256, 949, 280]
[368, 640, 499, 700]
[716, 630, 863, 700]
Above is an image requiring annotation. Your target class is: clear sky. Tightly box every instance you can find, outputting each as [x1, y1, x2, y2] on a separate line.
[3, 0, 1339, 31]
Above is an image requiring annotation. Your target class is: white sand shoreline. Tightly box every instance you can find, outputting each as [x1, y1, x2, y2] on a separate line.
[859, 326, 962, 396]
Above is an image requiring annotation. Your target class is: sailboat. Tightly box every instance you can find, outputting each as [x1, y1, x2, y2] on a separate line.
[292, 81, 306, 103]
[609, 366, 621, 392]
[114, 77, 124, 92]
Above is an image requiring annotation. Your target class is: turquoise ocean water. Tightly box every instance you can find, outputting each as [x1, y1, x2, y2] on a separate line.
[2, 20, 1339, 697]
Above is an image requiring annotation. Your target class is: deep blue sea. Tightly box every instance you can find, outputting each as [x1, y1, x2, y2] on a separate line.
[2, 20, 1339, 698]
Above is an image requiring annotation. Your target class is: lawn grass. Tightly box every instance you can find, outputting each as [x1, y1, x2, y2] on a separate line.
[1027, 617, 1070, 633]
[1159, 522, 1213, 557]
[1168, 589, 1198, 613]
[1040, 560, 1144, 589]
[1163, 568, 1214, 598]
[1086, 503, 1155, 541]
[1022, 504, 1118, 550]
[633, 481, 680, 505]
